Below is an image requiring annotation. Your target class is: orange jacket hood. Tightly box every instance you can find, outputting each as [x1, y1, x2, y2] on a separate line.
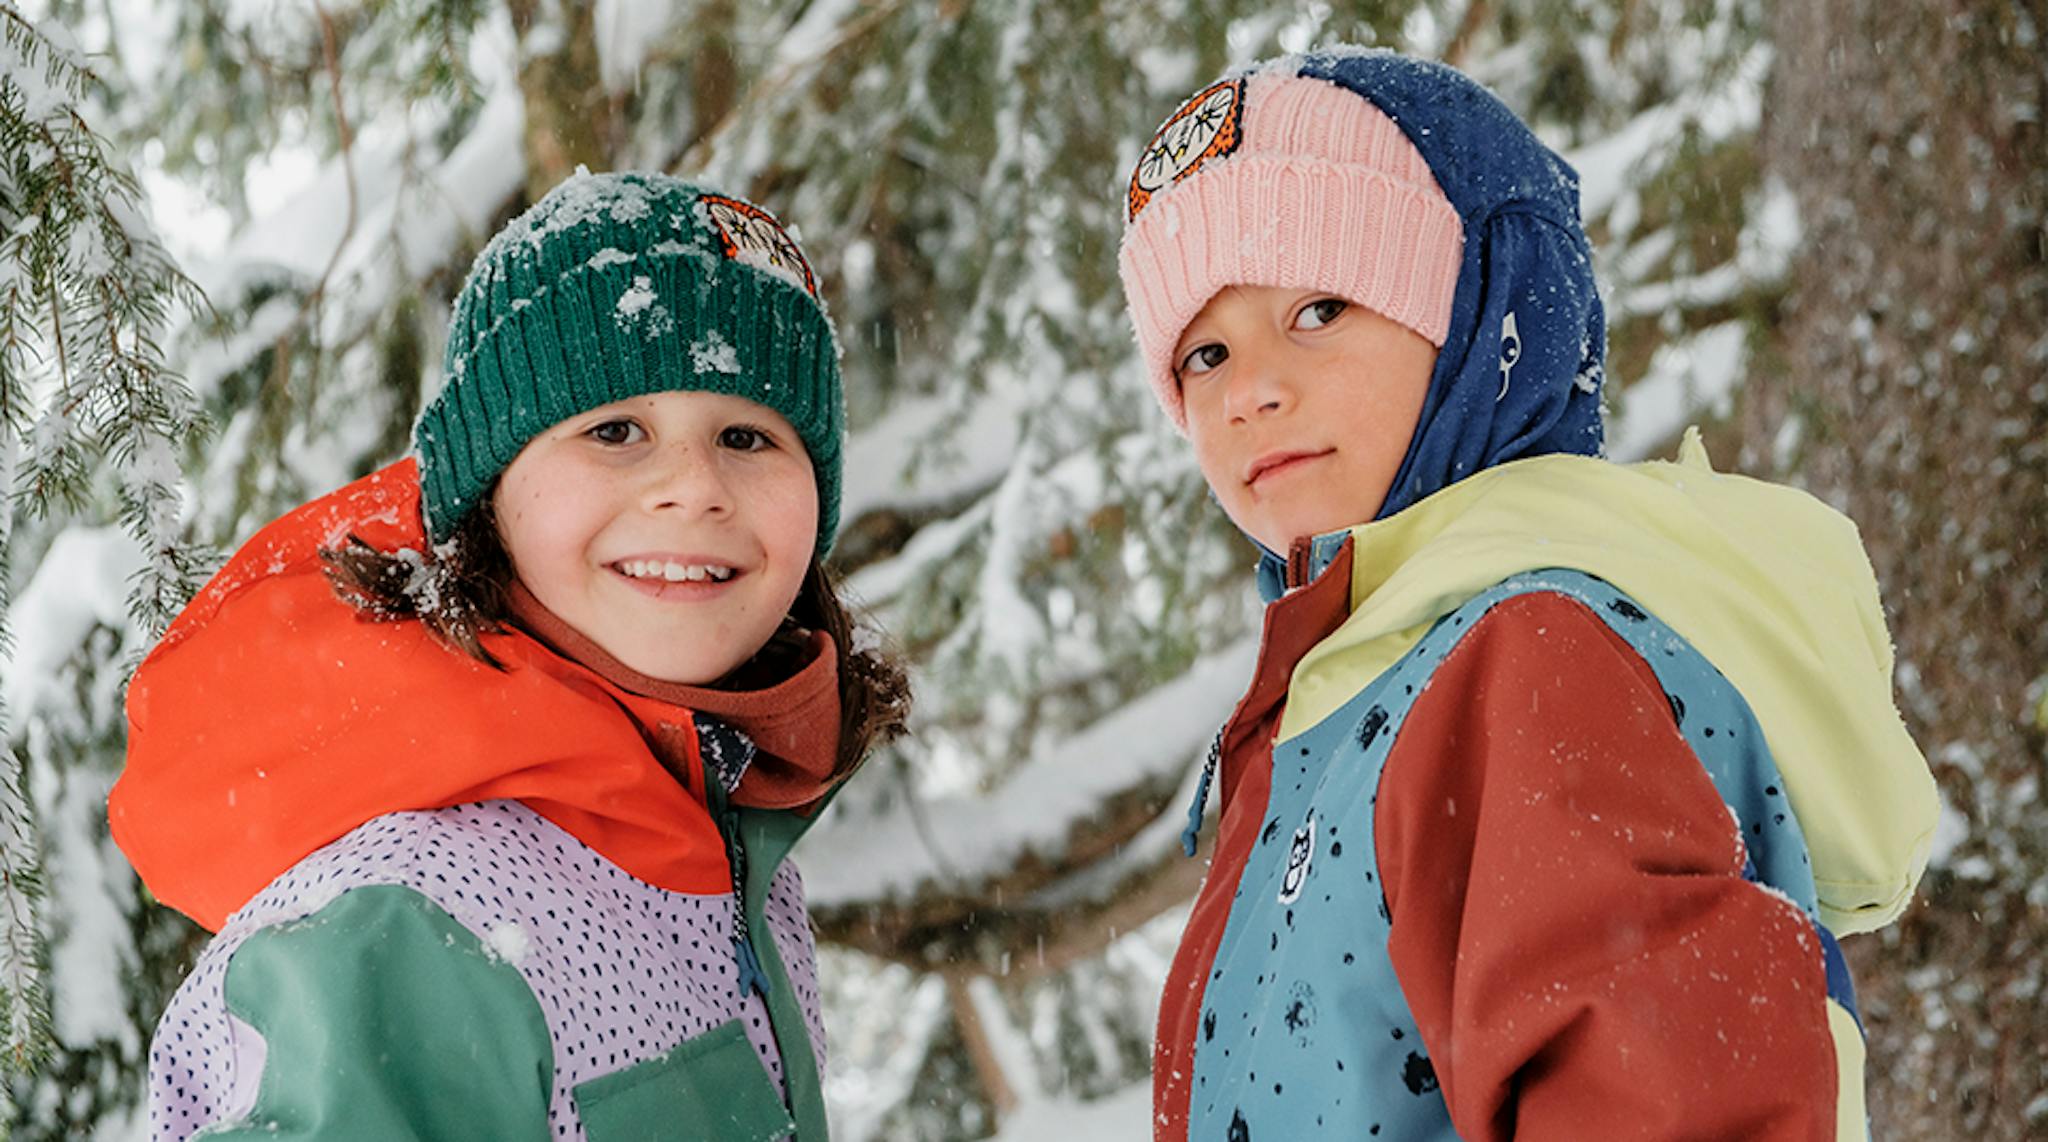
[112, 459, 841, 932]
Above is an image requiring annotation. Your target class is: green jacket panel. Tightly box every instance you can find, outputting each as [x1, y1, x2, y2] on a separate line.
[208, 884, 553, 1140]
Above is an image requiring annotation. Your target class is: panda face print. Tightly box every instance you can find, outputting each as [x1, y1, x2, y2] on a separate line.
[701, 195, 819, 298]
[1128, 78, 1246, 220]
[1278, 810, 1316, 904]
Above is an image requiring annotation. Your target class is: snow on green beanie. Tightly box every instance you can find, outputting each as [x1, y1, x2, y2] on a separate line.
[415, 169, 845, 554]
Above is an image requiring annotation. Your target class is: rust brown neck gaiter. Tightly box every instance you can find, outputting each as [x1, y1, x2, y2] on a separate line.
[505, 580, 842, 812]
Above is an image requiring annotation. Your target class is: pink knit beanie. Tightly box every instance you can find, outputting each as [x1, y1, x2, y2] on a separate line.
[1119, 67, 1465, 432]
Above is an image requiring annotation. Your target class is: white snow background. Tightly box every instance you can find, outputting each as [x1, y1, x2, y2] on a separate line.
[0, 1, 1859, 1137]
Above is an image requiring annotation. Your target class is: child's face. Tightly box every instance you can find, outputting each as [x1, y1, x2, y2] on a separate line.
[1175, 286, 1436, 553]
[493, 390, 818, 685]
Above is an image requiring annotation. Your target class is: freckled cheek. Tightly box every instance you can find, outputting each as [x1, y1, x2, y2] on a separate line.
[758, 470, 821, 551]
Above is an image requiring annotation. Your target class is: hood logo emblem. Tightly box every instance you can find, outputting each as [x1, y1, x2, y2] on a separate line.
[1498, 310, 1522, 401]
[1499, 311, 1531, 405]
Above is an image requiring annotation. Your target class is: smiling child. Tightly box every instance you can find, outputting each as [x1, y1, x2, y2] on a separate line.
[1121, 51, 1937, 1141]
[111, 171, 907, 1140]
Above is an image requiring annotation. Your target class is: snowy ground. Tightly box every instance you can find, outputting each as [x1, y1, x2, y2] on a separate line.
[988, 1081, 1152, 1141]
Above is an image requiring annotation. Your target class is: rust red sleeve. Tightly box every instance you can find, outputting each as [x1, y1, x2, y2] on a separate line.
[1376, 592, 1835, 1141]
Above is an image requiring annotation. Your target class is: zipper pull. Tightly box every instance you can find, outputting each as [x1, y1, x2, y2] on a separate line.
[1181, 729, 1225, 857]
[734, 928, 771, 999]
[722, 808, 772, 999]
[1286, 535, 1314, 590]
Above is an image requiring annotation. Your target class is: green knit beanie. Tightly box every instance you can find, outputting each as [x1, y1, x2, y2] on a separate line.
[415, 170, 845, 554]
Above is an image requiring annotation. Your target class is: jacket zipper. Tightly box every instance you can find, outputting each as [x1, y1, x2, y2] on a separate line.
[1286, 534, 1315, 591]
[1180, 728, 1227, 857]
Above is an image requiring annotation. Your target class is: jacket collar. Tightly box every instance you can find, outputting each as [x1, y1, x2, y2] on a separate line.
[1254, 527, 1358, 604]
[111, 459, 844, 931]
[506, 581, 843, 813]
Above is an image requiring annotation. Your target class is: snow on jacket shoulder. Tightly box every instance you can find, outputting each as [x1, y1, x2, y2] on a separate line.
[1153, 435, 1935, 1142]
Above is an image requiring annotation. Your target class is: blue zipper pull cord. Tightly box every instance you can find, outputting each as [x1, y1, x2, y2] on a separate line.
[733, 925, 771, 1000]
[722, 807, 773, 1000]
[1181, 729, 1225, 857]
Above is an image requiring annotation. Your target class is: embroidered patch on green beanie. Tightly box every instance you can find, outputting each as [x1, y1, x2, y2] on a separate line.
[415, 169, 845, 554]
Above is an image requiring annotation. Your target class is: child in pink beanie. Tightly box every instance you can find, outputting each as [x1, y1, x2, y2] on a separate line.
[1123, 49, 1934, 1142]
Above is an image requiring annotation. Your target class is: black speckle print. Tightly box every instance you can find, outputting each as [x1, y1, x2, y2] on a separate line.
[1356, 705, 1390, 751]
[1665, 691, 1685, 726]
[1402, 1052, 1439, 1096]
[1607, 598, 1648, 622]
[1283, 982, 1316, 1045]
[1228, 1107, 1251, 1142]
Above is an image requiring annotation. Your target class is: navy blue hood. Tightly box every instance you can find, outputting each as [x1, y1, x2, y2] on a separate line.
[1253, 50, 1607, 597]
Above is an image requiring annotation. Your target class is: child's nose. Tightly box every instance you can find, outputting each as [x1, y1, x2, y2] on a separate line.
[639, 442, 733, 516]
[1222, 357, 1296, 423]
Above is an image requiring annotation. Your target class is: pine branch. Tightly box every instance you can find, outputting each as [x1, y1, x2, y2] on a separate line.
[0, 1, 207, 1084]
[0, 737, 49, 1080]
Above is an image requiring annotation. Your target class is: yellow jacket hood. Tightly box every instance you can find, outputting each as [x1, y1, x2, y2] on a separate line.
[1279, 430, 1937, 934]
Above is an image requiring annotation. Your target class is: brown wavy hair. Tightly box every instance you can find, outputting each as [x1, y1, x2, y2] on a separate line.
[319, 491, 910, 779]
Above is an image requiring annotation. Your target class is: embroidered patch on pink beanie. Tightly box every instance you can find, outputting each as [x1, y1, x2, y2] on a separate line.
[1119, 67, 1465, 432]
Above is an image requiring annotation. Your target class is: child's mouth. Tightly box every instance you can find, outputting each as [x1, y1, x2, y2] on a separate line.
[1245, 448, 1335, 488]
[608, 558, 742, 597]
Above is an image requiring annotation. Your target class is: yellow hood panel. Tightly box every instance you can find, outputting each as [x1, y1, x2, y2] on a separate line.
[1279, 430, 1936, 934]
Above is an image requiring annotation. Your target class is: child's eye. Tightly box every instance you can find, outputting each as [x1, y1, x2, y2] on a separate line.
[586, 419, 645, 446]
[1295, 297, 1349, 330]
[719, 424, 774, 452]
[1178, 343, 1229, 379]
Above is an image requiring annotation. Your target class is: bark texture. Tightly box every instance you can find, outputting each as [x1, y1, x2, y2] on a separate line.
[507, 0, 617, 198]
[1755, 3, 2047, 1136]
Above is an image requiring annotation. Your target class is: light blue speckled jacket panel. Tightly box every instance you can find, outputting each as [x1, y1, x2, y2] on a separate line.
[1185, 569, 1853, 1140]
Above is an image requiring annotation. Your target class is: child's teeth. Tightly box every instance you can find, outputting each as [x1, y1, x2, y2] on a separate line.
[622, 560, 732, 582]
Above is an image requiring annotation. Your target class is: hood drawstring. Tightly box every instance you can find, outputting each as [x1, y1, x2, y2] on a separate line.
[1181, 728, 1226, 858]
[696, 715, 772, 1000]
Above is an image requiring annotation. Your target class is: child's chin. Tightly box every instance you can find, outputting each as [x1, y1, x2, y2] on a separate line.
[603, 640, 740, 687]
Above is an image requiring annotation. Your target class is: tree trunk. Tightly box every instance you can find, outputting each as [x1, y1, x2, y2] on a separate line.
[1755, 2, 2048, 1136]
[507, 0, 617, 199]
